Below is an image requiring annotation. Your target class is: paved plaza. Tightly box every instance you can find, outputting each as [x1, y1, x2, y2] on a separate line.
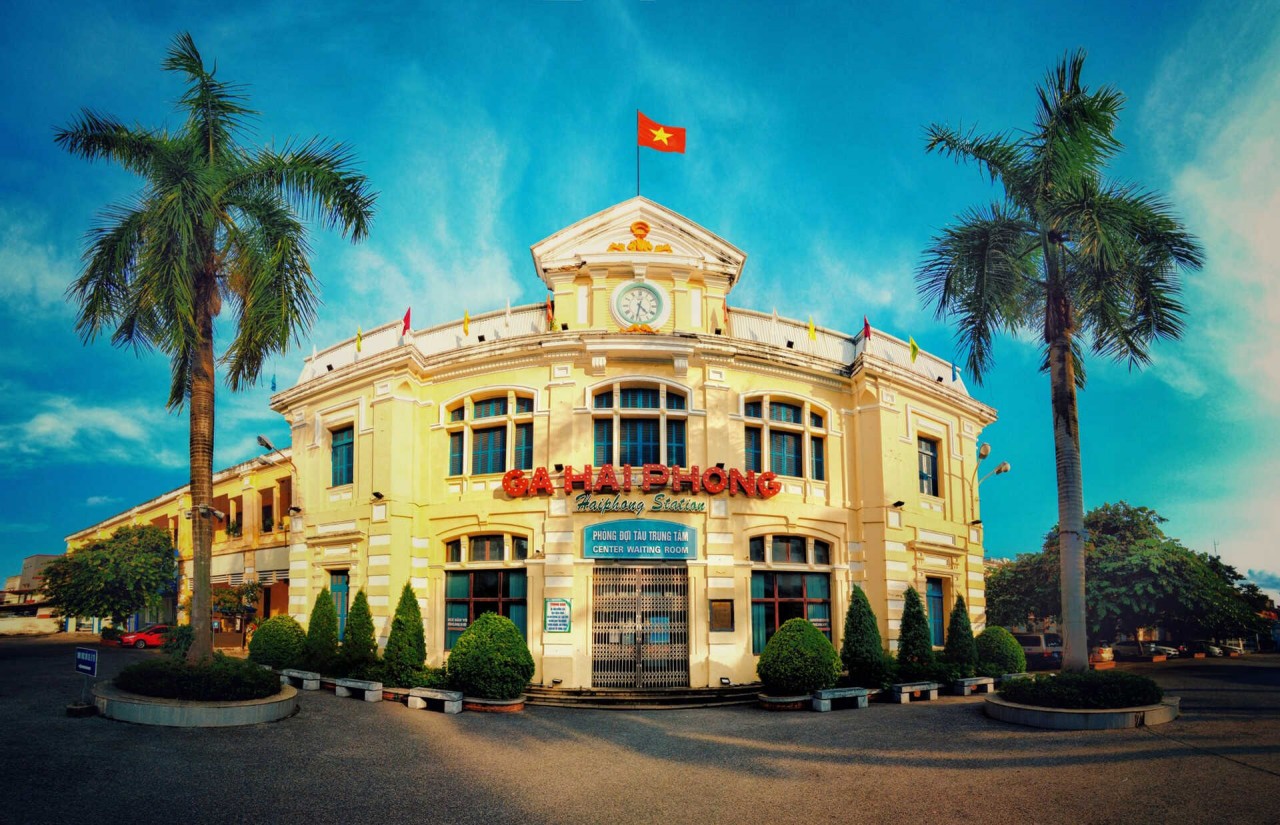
[1, 634, 1277, 824]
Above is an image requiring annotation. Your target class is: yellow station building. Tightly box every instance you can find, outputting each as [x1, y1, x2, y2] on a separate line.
[70, 197, 997, 689]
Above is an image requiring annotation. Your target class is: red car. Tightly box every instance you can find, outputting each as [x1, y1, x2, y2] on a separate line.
[119, 624, 170, 648]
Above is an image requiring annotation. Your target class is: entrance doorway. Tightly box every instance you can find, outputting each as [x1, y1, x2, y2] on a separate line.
[591, 565, 689, 689]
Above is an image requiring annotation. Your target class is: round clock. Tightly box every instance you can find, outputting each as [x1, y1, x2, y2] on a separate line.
[612, 281, 669, 328]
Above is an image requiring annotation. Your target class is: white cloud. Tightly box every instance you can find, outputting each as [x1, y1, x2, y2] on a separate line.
[0, 207, 78, 313]
[0, 392, 185, 472]
[85, 495, 121, 507]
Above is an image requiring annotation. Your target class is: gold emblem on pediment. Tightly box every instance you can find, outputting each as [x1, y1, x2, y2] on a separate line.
[607, 221, 673, 253]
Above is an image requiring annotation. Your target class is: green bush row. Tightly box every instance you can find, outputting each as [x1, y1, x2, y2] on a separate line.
[115, 654, 280, 701]
[999, 670, 1162, 709]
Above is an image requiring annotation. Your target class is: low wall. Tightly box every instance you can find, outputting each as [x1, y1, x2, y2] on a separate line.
[985, 695, 1180, 730]
[94, 682, 298, 727]
[0, 617, 62, 636]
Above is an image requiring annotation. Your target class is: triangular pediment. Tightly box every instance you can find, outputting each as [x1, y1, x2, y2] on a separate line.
[529, 197, 747, 289]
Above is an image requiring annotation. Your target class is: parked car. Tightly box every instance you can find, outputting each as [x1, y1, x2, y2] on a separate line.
[119, 624, 170, 649]
[1110, 640, 1154, 659]
[1147, 643, 1180, 658]
[1219, 641, 1246, 655]
[1189, 640, 1224, 656]
[1011, 632, 1063, 669]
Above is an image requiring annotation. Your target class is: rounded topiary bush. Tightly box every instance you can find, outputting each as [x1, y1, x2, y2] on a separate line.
[757, 618, 841, 696]
[976, 626, 1027, 677]
[999, 670, 1162, 709]
[115, 653, 280, 701]
[248, 615, 307, 669]
[446, 613, 535, 700]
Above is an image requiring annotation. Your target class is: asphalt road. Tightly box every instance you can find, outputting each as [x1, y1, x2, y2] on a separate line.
[1, 634, 1277, 825]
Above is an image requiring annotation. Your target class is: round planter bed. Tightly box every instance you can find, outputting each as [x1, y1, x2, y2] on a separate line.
[984, 694, 1180, 730]
[463, 695, 525, 713]
[757, 693, 809, 711]
[93, 681, 298, 727]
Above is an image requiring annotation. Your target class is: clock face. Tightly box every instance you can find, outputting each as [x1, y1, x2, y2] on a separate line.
[617, 283, 662, 325]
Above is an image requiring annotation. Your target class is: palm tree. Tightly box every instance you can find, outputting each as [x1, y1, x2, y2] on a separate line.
[55, 33, 376, 662]
[916, 51, 1202, 671]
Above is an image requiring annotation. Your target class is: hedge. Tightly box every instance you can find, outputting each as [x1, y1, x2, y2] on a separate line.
[975, 626, 1026, 677]
[248, 615, 307, 670]
[115, 654, 280, 701]
[757, 618, 841, 696]
[999, 670, 1162, 709]
[446, 613, 534, 700]
[840, 585, 893, 688]
[896, 587, 935, 682]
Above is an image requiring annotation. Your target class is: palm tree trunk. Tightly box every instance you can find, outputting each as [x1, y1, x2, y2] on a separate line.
[186, 295, 216, 663]
[1048, 333, 1089, 671]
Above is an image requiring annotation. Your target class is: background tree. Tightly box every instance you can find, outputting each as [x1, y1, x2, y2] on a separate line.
[339, 589, 378, 678]
[55, 32, 375, 663]
[210, 581, 261, 620]
[42, 525, 177, 628]
[304, 587, 339, 673]
[942, 595, 978, 678]
[917, 51, 1203, 670]
[840, 584, 893, 688]
[896, 587, 936, 682]
[382, 583, 426, 687]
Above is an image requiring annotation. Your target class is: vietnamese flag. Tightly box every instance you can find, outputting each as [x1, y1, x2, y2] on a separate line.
[638, 111, 686, 153]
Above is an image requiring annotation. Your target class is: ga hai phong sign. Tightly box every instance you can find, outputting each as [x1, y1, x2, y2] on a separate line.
[502, 462, 781, 516]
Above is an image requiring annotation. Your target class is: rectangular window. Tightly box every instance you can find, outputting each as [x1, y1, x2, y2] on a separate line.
[594, 391, 613, 409]
[809, 411, 823, 428]
[918, 437, 939, 497]
[811, 436, 825, 481]
[770, 431, 801, 477]
[445, 570, 527, 650]
[813, 540, 830, 566]
[472, 426, 506, 475]
[448, 431, 464, 476]
[447, 540, 462, 563]
[473, 397, 507, 419]
[330, 426, 353, 487]
[515, 423, 533, 470]
[469, 534, 504, 562]
[751, 572, 831, 654]
[515, 396, 533, 414]
[666, 392, 686, 410]
[769, 402, 801, 424]
[745, 427, 762, 472]
[927, 577, 945, 646]
[666, 419, 686, 467]
[449, 406, 465, 422]
[620, 418, 660, 466]
[771, 536, 805, 563]
[593, 419, 613, 466]
[512, 537, 528, 560]
[744, 401, 762, 419]
[620, 387, 660, 409]
[749, 536, 765, 562]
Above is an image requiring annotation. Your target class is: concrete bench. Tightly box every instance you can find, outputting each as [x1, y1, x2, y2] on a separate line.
[407, 687, 463, 714]
[280, 669, 321, 691]
[998, 672, 1033, 686]
[811, 686, 874, 712]
[889, 681, 941, 703]
[334, 677, 383, 702]
[951, 676, 995, 696]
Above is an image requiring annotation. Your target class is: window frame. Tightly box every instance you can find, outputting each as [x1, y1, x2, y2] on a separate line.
[741, 396, 827, 481]
[444, 390, 536, 479]
[750, 571, 832, 654]
[330, 425, 354, 487]
[591, 381, 690, 467]
[918, 435, 940, 497]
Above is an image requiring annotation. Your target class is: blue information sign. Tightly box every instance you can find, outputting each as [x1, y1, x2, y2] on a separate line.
[75, 647, 98, 677]
[583, 519, 697, 560]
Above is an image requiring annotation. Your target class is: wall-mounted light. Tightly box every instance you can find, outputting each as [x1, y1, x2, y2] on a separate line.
[477, 334, 486, 343]
[288, 506, 303, 514]
[372, 491, 384, 500]
[719, 677, 731, 686]
[554, 463, 564, 472]
[326, 364, 333, 372]
[715, 462, 725, 470]
[892, 500, 905, 509]
[551, 678, 563, 686]
[785, 340, 794, 349]
[257, 435, 276, 451]
[969, 519, 982, 526]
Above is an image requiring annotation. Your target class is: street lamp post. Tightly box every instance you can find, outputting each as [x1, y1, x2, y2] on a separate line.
[969, 442, 1011, 526]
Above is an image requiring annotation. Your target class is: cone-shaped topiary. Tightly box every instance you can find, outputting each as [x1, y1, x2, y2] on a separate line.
[446, 612, 535, 700]
[896, 586, 936, 682]
[339, 589, 378, 678]
[248, 615, 306, 669]
[942, 595, 978, 678]
[840, 585, 892, 688]
[304, 587, 339, 674]
[976, 625, 1027, 677]
[756, 617, 841, 696]
[382, 582, 426, 687]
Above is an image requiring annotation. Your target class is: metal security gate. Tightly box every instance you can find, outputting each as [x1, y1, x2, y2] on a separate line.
[592, 565, 689, 689]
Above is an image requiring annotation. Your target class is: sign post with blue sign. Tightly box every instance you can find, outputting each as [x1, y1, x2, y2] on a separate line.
[583, 519, 697, 560]
[74, 647, 98, 709]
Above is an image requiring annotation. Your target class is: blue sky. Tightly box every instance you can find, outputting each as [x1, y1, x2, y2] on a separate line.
[2, 1, 1278, 599]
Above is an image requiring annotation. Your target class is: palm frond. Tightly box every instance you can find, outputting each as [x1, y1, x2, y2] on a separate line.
[68, 201, 151, 345]
[916, 203, 1038, 383]
[923, 124, 1033, 206]
[1029, 50, 1123, 202]
[164, 32, 255, 160]
[53, 110, 165, 175]
[239, 138, 377, 240]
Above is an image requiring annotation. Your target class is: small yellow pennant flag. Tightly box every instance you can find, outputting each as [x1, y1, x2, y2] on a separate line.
[909, 336, 919, 362]
[463, 310, 470, 335]
[808, 316, 817, 341]
[356, 326, 363, 352]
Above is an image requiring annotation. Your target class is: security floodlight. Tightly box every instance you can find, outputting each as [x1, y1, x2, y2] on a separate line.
[257, 435, 276, 451]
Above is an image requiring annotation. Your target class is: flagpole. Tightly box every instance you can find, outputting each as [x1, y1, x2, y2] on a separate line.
[636, 109, 640, 197]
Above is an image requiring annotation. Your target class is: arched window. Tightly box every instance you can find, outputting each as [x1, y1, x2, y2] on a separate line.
[742, 395, 826, 480]
[443, 391, 536, 477]
[443, 531, 530, 650]
[592, 383, 688, 467]
[746, 532, 833, 654]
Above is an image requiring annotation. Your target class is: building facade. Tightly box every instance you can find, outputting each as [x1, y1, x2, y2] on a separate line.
[267, 197, 998, 689]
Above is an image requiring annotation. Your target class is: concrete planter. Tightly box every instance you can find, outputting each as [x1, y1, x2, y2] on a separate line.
[757, 693, 809, 711]
[984, 695, 1180, 730]
[463, 695, 525, 713]
[94, 681, 298, 727]
[1090, 661, 1116, 671]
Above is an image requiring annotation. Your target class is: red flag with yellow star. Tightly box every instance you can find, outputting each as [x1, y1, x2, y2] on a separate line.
[638, 111, 686, 153]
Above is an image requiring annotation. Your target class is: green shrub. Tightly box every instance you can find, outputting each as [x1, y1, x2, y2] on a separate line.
[162, 624, 194, 659]
[999, 670, 1162, 709]
[840, 585, 893, 688]
[896, 587, 935, 682]
[100, 626, 123, 642]
[756, 618, 841, 696]
[382, 583, 427, 688]
[248, 615, 307, 669]
[115, 653, 280, 701]
[975, 626, 1027, 676]
[304, 588, 339, 673]
[338, 590, 377, 677]
[446, 613, 535, 700]
[941, 595, 978, 678]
